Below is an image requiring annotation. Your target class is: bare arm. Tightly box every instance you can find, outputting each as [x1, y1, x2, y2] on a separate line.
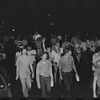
[42, 40, 46, 52]
[93, 75, 97, 98]
[36, 63, 40, 86]
[49, 63, 53, 81]
[72, 57, 78, 75]
[15, 57, 20, 79]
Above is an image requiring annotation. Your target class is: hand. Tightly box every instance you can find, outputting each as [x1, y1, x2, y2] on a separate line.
[15, 76, 18, 80]
[42, 38, 45, 42]
[51, 80, 54, 87]
[37, 83, 41, 89]
[32, 73, 34, 79]
[75, 74, 80, 82]
[60, 76, 63, 80]
[93, 93, 97, 98]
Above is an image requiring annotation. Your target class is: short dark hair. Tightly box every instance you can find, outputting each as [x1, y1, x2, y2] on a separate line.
[42, 52, 50, 59]
[63, 46, 72, 54]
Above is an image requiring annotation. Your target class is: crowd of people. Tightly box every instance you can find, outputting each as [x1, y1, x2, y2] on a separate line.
[1, 31, 100, 98]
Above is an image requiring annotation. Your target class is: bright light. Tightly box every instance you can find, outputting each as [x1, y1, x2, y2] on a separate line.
[12, 29, 15, 31]
[50, 23, 53, 26]
[48, 14, 51, 16]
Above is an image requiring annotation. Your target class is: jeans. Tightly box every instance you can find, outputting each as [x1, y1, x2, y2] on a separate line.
[97, 86, 100, 98]
[19, 74, 31, 97]
[40, 75, 51, 97]
[62, 71, 73, 97]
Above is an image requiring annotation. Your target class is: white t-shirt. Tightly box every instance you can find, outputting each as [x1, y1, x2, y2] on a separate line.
[51, 50, 60, 65]
[16, 52, 21, 59]
[33, 34, 41, 40]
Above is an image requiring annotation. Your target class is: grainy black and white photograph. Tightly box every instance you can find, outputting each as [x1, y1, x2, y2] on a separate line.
[0, 0, 100, 99]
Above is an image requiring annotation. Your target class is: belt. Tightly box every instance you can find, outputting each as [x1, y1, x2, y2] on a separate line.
[62, 71, 72, 74]
[37, 48, 41, 49]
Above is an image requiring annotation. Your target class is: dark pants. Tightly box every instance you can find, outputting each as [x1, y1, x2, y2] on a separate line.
[62, 71, 73, 97]
[40, 75, 51, 97]
[97, 86, 100, 98]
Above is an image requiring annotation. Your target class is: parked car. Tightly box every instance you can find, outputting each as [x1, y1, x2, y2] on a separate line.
[0, 66, 12, 97]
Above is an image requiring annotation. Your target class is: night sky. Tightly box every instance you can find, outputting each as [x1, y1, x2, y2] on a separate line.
[0, 0, 100, 34]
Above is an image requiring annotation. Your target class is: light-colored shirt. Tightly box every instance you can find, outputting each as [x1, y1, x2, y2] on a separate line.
[92, 53, 100, 71]
[16, 55, 31, 78]
[33, 34, 41, 40]
[36, 60, 53, 85]
[97, 40, 100, 47]
[16, 52, 21, 58]
[59, 55, 75, 73]
[51, 50, 60, 65]
[27, 50, 36, 63]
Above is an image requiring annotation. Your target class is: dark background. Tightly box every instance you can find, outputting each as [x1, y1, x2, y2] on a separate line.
[0, 0, 100, 34]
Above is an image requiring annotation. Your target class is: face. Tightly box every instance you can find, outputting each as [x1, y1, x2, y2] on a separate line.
[42, 54, 47, 60]
[28, 46, 31, 50]
[56, 43, 60, 47]
[47, 47, 50, 52]
[68, 51, 72, 56]
[22, 49, 27, 54]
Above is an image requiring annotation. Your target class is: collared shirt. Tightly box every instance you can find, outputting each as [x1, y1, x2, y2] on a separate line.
[59, 55, 75, 73]
[36, 60, 53, 84]
[16, 55, 31, 78]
